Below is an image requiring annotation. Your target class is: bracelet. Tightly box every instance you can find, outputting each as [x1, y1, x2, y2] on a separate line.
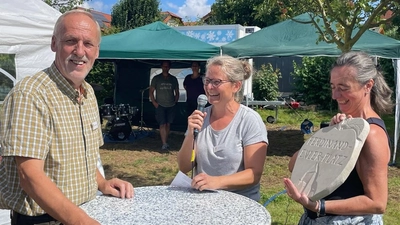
[316, 200, 321, 217]
[319, 199, 326, 217]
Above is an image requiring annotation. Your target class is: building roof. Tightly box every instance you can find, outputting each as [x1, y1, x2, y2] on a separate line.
[160, 11, 184, 26]
[161, 11, 182, 20]
[75, 7, 111, 28]
[382, 10, 393, 20]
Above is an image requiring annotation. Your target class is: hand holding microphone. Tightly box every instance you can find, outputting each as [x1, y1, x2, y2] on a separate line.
[193, 94, 208, 138]
[191, 94, 208, 179]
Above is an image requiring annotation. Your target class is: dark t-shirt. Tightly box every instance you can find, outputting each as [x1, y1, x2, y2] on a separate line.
[183, 74, 205, 102]
[151, 74, 179, 107]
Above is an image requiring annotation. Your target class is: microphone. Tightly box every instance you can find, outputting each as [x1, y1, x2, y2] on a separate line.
[193, 94, 208, 138]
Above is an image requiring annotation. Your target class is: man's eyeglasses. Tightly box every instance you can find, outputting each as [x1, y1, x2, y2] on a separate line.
[202, 77, 231, 87]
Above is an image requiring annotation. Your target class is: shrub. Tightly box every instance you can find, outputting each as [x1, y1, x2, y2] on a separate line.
[86, 61, 115, 105]
[253, 63, 281, 101]
[292, 57, 337, 110]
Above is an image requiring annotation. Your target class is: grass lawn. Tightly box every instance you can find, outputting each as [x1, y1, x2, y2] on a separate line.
[100, 108, 400, 224]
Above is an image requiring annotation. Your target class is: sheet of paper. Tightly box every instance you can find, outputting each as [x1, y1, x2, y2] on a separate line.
[170, 170, 192, 188]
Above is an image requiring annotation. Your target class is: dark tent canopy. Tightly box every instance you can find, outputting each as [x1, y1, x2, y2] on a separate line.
[99, 21, 220, 60]
[221, 13, 400, 59]
[97, 22, 221, 132]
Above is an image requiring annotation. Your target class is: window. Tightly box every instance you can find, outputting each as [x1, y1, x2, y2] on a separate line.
[0, 54, 16, 102]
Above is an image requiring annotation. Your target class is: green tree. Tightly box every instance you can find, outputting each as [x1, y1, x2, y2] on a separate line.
[111, 0, 160, 31]
[382, 9, 400, 40]
[210, 0, 303, 27]
[42, 0, 88, 13]
[86, 26, 121, 105]
[0, 54, 16, 87]
[88, 0, 161, 105]
[86, 61, 115, 105]
[101, 26, 122, 36]
[252, 64, 281, 101]
[292, 57, 337, 110]
[275, 0, 399, 52]
[378, 13, 400, 99]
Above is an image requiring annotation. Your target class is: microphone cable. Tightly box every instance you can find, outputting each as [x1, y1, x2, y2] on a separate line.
[191, 140, 195, 179]
[191, 133, 198, 179]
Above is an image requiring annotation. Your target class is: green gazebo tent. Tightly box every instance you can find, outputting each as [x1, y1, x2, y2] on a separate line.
[97, 22, 220, 132]
[221, 13, 400, 59]
[99, 21, 220, 60]
[221, 13, 400, 164]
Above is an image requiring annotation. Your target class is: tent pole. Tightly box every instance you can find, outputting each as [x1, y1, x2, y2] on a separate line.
[393, 59, 400, 165]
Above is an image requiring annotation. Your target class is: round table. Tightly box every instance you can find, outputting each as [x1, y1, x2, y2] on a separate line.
[80, 186, 271, 225]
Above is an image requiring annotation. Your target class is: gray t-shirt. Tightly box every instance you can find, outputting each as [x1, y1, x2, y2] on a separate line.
[195, 104, 268, 201]
[150, 74, 179, 107]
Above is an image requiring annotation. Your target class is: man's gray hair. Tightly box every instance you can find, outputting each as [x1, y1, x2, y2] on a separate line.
[53, 9, 101, 43]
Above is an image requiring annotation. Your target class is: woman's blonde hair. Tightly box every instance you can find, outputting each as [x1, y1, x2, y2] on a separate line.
[206, 55, 252, 102]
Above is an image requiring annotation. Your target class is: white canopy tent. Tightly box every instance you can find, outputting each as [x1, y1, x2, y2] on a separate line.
[0, 0, 60, 223]
[0, 0, 61, 96]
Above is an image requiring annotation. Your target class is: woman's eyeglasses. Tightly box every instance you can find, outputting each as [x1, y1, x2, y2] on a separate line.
[202, 77, 231, 87]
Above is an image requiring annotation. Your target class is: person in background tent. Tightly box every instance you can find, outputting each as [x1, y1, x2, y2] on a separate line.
[183, 61, 206, 117]
[149, 60, 180, 151]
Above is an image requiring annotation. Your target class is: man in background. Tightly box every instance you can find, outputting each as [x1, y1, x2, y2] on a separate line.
[149, 61, 179, 151]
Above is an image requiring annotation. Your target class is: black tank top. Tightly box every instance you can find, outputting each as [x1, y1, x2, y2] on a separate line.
[306, 117, 389, 218]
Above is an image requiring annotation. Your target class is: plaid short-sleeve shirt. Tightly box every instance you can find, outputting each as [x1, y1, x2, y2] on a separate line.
[0, 63, 104, 216]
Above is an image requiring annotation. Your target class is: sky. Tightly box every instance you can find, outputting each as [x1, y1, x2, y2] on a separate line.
[81, 0, 215, 21]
